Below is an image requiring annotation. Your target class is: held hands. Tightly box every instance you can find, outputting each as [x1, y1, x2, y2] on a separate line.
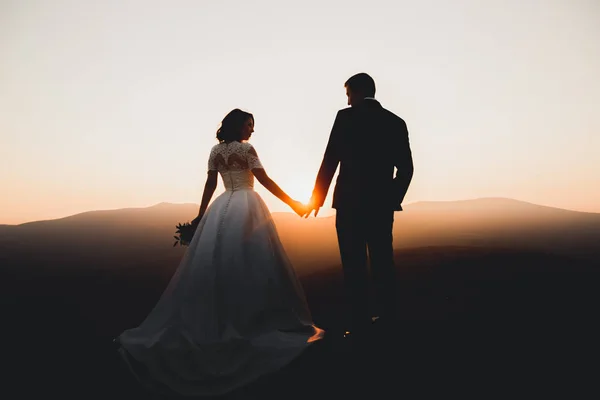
[303, 205, 320, 218]
[302, 197, 320, 218]
[289, 200, 309, 217]
[290, 197, 321, 218]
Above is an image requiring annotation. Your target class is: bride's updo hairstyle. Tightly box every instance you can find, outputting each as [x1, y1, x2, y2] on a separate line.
[216, 108, 254, 143]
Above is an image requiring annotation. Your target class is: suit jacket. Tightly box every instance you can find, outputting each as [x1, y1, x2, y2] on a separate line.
[311, 99, 414, 211]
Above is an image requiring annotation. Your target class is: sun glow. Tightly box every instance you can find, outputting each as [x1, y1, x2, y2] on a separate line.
[1, 1, 599, 224]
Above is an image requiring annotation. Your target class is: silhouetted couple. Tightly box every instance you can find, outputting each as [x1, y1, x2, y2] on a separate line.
[115, 72, 414, 396]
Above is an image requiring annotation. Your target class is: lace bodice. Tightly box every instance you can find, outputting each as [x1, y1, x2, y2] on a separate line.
[208, 141, 263, 191]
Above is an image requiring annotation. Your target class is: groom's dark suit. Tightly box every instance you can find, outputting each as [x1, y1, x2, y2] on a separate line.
[311, 98, 414, 332]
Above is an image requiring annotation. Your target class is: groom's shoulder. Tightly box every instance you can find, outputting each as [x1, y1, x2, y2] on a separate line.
[382, 107, 406, 125]
[337, 105, 406, 126]
[379, 104, 402, 119]
[335, 106, 355, 122]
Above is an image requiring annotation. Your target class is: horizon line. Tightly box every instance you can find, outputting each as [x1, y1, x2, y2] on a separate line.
[2, 196, 599, 227]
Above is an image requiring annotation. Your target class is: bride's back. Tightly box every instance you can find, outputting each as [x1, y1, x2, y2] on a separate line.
[208, 141, 263, 191]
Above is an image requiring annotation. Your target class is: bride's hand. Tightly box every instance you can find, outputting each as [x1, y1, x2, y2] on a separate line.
[290, 200, 308, 217]
[191, 215, 202, 227]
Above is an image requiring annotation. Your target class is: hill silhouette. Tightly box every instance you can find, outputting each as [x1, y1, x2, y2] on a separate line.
[1, 197, 599, 276]
[2, 198, 599, 397]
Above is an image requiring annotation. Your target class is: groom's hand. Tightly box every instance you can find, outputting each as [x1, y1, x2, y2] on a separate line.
[302, 203, 320, 218]
[302, 196, 319, 218]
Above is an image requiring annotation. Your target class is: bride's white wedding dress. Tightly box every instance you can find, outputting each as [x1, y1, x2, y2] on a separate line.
[116, 141, 324, 396]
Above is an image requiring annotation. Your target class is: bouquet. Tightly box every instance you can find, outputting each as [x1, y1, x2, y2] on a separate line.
[173, 220, 198, 247]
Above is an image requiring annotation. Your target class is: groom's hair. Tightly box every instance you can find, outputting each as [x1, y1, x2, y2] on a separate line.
[345, 73, 376, 97]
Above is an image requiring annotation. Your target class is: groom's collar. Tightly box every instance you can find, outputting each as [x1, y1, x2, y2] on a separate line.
[355, 97, 381, 108]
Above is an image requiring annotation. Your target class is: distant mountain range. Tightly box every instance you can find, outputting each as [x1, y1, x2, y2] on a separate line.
[1, 198, 598, 275]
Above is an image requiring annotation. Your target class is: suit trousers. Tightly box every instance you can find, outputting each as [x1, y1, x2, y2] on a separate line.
[335, 208, 397, 332]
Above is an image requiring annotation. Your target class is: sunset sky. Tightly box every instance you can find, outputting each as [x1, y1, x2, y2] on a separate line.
[1, 0, 599, 224]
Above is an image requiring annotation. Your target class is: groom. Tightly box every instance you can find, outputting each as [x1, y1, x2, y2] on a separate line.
[304, 72, 414, 338]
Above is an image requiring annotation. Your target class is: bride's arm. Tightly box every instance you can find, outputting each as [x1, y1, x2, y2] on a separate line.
[252, 168, 293, 204]
[252, 168, 306, 216]
[195, 171, 218, 221]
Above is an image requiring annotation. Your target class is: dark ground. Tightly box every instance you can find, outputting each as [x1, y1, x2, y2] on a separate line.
[3, 246, 600, 399]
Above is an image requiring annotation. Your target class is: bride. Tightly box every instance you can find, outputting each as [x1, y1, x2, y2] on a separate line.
[115, 109, 325, 396]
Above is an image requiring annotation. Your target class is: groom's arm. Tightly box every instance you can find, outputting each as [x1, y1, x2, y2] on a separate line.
[392, 118, 414, 211]
[310, 111, 343, 210]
